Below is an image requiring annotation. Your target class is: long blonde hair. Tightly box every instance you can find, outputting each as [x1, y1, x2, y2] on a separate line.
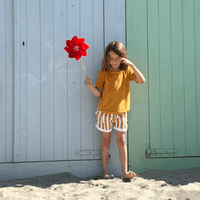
[102, 41, 128, 71]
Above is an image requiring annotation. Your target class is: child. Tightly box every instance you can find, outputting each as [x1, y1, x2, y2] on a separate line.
[85, 41, 145, 181]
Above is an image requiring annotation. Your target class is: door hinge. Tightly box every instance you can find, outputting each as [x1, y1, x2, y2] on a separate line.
[76, 150, 111, 159]
[146, 148, 179, 159]
[76, 150, 101, 156]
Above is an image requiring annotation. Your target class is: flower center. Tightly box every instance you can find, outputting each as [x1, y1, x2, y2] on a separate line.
[74, 45, 79, 52]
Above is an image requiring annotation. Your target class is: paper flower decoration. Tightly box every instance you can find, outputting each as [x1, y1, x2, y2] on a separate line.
[64, 35, 89, 76]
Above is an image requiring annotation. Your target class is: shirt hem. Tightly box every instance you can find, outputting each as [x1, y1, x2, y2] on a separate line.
[97, 107, 129, 115]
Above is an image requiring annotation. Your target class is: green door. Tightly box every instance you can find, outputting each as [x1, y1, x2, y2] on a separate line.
[127, 0, 200, 173]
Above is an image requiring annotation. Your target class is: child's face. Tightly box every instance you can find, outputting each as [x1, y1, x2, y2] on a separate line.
[108, 51, 122, 71]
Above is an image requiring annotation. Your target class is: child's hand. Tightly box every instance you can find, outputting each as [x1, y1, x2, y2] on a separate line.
[85, 76, 93, 88]
[121, 58, 133, 67]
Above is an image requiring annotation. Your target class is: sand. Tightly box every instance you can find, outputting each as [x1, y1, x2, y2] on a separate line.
[0, 167, 200, 200]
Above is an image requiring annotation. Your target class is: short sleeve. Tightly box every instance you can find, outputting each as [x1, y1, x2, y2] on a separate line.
[128, 66, 137, 82]
[95, 70, 105, 89]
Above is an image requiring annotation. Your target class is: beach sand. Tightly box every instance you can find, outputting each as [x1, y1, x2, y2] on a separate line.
[0, 167, 200, 200]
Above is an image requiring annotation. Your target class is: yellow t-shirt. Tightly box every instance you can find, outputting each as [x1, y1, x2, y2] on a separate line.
[95, 66, 137, 114]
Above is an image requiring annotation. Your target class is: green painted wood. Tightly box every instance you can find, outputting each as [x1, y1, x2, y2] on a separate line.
[126, 0, 149, 166]
[171, 0, 186, 157]
[159, 0, 173, 158]
[127, 0, 200, 173]
[183, 0, 198, 156]
[131, 158, 200, 174]
[147, 0, 162, 158]
[195, 0, 200, 156]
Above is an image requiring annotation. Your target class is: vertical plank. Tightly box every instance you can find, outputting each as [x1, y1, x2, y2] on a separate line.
[126, 0, 149, 169]
[148, 0, 162, 157]
[171, 0, 186, 157]
[40, 0, 54, 161]
[0, 0, 6, 162]
[18, 0, 27, 161]
[5, 0, 14, 162]
[183, 0, 198, 156]
[195, 0, 200, 156]
[54, 0, 67, 160]
[104, 0, 126, 162]
[26, 0, 41, 161]
[0, 0, 14, 163]
[67, 0, 81, 160]
[93, 0, 104, 157]
[13, 0, 20, 162]
[104, 0, 126, 46]
[159, 0, 173, 157]
[80, 0, 94, 159]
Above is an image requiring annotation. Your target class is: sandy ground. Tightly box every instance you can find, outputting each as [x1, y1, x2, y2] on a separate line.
[0, 167, 200, 200]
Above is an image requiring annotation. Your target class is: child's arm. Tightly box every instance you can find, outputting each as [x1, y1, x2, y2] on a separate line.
[122, 58, 146, 84]
[85, 76, 102, 98]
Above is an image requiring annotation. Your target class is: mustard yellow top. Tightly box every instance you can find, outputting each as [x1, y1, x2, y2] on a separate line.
[95, 66, 137, 114]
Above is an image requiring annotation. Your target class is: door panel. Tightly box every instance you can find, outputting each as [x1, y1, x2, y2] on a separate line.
[13, 0, 104, 162]
[13, 0, 126, 163]
[127, 0, 200, 168]
[148, 0, 199, 158]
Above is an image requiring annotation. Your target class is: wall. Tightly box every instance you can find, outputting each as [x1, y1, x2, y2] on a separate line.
[0, 0, 126, 181]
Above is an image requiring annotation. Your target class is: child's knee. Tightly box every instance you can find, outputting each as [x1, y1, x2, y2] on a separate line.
[102, 137, 111, 147]
[116, 137, 126, 147]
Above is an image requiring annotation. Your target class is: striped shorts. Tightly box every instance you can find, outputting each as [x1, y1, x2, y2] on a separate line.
[95, 109, 128, 132]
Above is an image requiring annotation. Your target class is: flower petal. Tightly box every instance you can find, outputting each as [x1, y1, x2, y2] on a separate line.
[77, 38, 85, 43]
[71, 35, 78, 44]
[81, 43, 89, 50]
[66, 40, 72, 48]
[81, 51, 87, 56]
[75, 53, 81, 60]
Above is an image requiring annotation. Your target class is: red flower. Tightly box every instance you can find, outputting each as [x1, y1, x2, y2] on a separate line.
[64, 35, 89, 61]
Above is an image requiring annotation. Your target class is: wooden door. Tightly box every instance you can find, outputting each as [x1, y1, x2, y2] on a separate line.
[127, 0, 200, 173]
[13, 0, 126, 164]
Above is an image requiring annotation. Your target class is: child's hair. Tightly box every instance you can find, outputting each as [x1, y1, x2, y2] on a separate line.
[102, 41, 128, 71]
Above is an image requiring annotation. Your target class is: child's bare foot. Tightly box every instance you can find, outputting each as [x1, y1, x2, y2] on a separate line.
[103, 174, 114, 179]
[122, 171, 137, 182]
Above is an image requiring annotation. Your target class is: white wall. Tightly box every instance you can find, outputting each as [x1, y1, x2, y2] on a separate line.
[0, 0, 126, 180]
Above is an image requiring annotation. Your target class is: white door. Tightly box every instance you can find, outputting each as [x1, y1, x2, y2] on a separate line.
[11, 0, 126, 163]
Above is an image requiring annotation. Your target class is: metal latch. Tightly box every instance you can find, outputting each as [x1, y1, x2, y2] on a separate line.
[146, 148, 179, 159]
[76, 150, 101, 156]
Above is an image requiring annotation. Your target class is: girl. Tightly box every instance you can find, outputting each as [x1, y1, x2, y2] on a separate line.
[85, 41, 145, 181]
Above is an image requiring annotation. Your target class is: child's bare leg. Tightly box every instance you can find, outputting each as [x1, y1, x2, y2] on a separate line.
[116, 130, 136, 179]
[101, 132, 111, 177]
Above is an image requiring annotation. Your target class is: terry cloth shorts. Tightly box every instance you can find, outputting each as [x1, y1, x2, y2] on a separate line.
[95, 109, 128, 132]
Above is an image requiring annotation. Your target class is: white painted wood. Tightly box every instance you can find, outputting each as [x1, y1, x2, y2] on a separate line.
[40, 0, 55, 161]
[4, 1, 126, 178]
[18, 0, 27, 162]
[0, 0, 6, 162]
[0, 159, 122, 181]
[80, 0, 96, 160]
[54, 0, 67, 161]
[93, 0, 104, 157]
[5, 0, 14, 162]
[67, 0, 82, 160]
[0, 0, 126, 180]
[104, 0, 126, 164]
[13, 0, 20, 162]
[104, 0, 126, 46]
[26, 0, 41, 161]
